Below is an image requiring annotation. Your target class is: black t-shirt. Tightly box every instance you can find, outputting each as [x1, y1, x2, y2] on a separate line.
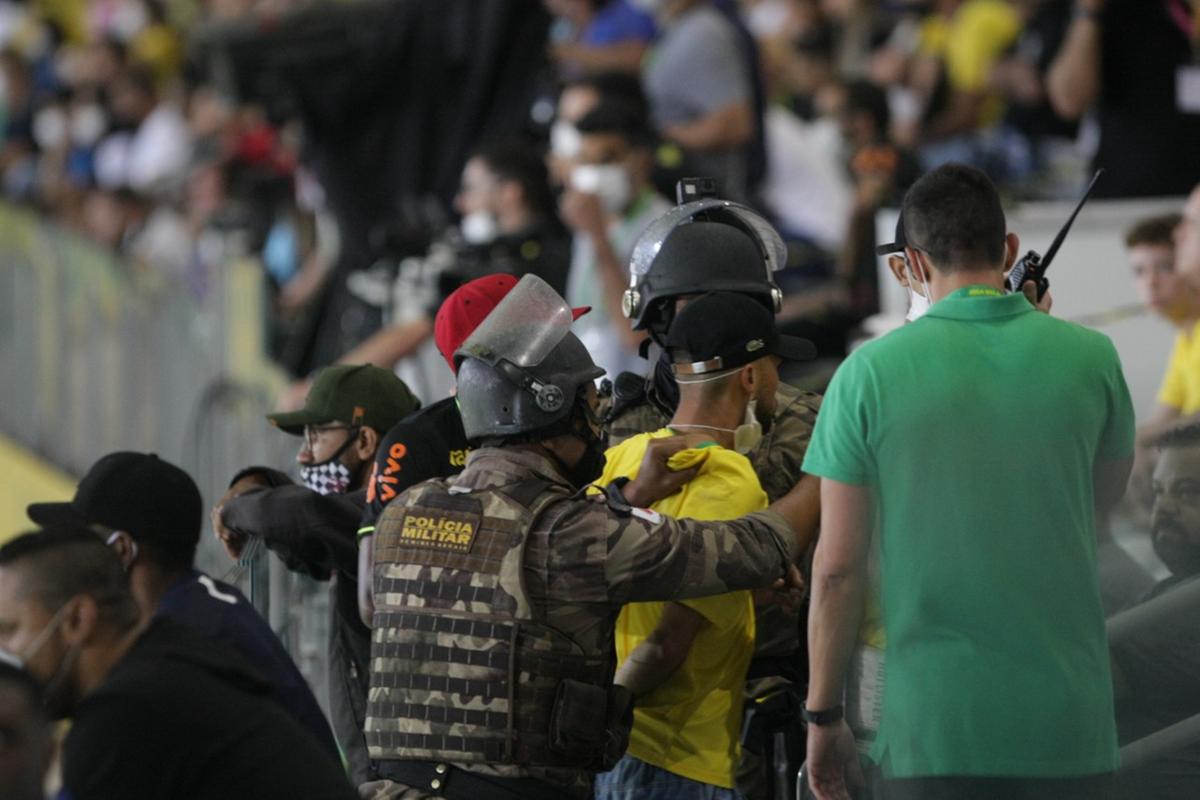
[1111, 575, 1200, 800]
[61, 619, 356, 800]
[156, 571, 340, 759]
[427, 220, 572, 319]
[1095, 0, 1200, 197]
[359, 396, 470, 535]
[1003, 0, 1078, 142]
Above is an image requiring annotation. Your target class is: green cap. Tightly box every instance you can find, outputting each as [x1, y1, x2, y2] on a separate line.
[267, 364, 420, 435]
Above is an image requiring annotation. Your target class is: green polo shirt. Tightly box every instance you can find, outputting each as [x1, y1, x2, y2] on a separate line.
[804, 286, 1134, 778]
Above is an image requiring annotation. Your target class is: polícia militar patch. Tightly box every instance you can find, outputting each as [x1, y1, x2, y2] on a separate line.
[395, 508, 479, 553]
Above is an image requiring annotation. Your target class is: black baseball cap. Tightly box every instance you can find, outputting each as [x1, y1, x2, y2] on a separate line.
[27, 452, 202, 544]
[666, 292, 816, 375]
[875, 210, 908, 256]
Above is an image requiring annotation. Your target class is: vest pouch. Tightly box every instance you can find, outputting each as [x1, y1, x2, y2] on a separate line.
[548, 679, 608, 763]
[600, 684, 633, 770]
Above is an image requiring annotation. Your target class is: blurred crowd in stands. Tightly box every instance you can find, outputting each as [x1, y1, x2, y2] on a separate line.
[0, 0, 332, 312]
[0, 0, 1197, 382]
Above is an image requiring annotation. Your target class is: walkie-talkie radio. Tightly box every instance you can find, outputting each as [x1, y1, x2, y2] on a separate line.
[1006, 169, 1104, 301]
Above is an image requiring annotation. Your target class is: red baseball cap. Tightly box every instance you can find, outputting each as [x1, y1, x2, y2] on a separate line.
[433, 274, 589, 372]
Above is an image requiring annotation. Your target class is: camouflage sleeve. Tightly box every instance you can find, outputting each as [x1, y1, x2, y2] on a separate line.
[545, 500, 795, 606]
[751, 383, 822, 502]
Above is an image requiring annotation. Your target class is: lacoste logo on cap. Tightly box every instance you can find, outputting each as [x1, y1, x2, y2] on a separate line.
[746, 339, 765, 352]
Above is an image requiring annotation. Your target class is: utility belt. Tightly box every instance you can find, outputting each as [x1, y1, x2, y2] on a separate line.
[371, 759, 568, 800]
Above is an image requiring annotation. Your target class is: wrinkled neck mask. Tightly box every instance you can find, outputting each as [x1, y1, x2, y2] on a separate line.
[673, 369, 764, 455]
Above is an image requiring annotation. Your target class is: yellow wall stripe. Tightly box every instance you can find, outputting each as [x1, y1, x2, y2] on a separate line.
[0, 434, 77, 544]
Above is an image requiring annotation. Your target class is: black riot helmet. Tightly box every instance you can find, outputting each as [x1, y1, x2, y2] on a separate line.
[455, 274, 604, 444]
[622, 197, 786, 341]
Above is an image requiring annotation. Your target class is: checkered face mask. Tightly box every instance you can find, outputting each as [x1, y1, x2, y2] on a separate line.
[299, 435, 356, 495]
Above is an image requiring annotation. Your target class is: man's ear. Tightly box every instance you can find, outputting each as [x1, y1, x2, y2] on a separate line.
[739, 363, 757, 394]
[110, 532, 138, 570]
[904, 247, 930, 284]
[61, 595, 99, 646]
[886, 254, 910, 288]
[1004, 232, 1021, 273]
[356, 426, 380, 461]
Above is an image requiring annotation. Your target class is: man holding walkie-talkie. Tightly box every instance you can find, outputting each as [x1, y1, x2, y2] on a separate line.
[802, 164, 1135, 800]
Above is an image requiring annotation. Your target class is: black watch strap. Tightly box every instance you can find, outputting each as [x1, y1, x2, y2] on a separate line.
[801, 704, 844, 726]
[605, 476, 633, 515]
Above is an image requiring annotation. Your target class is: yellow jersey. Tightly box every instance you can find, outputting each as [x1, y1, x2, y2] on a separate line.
[1158, 319, 1200, 414]
[601, 428, 766, 788]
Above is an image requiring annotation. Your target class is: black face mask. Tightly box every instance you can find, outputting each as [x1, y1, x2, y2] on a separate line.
[653, 348, 681, 414]
[566, 432, 607, 489]
[559, 400, 608, 490]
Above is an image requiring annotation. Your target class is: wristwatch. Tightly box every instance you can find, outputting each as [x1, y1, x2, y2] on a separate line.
[801, 704, 845, 726]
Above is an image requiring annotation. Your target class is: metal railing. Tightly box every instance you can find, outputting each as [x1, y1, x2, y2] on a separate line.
[794, 577, 1200, 798]
[0, 203, 331, 710]
[1108, 577, 1200, 770]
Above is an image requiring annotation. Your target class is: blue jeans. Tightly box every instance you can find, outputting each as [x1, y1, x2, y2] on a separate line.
[594, 755, 745, 800]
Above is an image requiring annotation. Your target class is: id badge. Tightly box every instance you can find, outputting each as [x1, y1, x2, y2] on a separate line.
[1178, 65, 1200, 114]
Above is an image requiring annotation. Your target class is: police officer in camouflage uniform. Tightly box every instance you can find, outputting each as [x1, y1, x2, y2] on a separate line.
[358, 276, 817, 800]
[605, 193, 821, 503]
[604, 191, 822, 797]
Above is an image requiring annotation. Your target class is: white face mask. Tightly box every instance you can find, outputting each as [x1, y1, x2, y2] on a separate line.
[460, 210, 499, 245]
[0, 601, 82, 719]
[673, 372, 766, 455]
[734, 398, 763, 455]
[550, 120, 582, 160]
[904, 258, 934, 322]
[33, 106, 68, 151]
[70, 103, 108, 147]
[0, 607, 60, 671]
[570, 163, 633, 214]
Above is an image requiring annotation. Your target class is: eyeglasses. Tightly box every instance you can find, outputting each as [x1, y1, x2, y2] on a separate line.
[303, 424, 358, 450]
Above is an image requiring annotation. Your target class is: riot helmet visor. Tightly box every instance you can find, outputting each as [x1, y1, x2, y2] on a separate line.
[456, 274, 574, 369]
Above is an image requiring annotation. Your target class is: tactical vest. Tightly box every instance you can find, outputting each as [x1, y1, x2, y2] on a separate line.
[366, 476, 624, 769]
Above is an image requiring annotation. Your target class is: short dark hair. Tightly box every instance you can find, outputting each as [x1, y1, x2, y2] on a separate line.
[901, 163, 1007, 271]
[472, 140, 556, 219]
[844, 79, 890, 138]
[0, 661, 47, 723]
[561, 71, 648, 119]
[575, 99, 654, 148]
[1125, 213, 1182, 249]
[1155, 421, 1200, 451]
[794, 25, 834, 62]
[0, 528, 140, 630]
